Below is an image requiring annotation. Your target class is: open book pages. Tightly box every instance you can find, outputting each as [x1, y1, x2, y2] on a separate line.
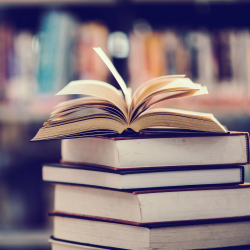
[32, 47, 227, 141]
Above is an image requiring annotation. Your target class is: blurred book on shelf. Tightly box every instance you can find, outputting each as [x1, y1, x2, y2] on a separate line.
[76, 22, 110, 82]
[37, 11, 76, 94]
[0, 23, 15, 103]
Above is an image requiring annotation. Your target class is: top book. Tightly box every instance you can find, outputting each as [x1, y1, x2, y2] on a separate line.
[32, 47, 227, 141]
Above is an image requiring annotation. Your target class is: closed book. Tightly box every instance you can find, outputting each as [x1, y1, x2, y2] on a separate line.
[49, 238, 106, 250]
[61, 132, 249, 169]
[50, 214, 250, 250]
[53, 183, 250, 225]
[43, 164, 244, 190]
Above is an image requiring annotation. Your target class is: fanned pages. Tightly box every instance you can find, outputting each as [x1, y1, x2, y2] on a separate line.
[32, 47, 227, 141]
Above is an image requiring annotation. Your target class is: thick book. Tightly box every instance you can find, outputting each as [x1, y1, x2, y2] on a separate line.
[50, 214, 250, 250]
[31, 47, 227, 141]
[43, 164, 244, 190]
[53, 183, 250, 224]
[49, 236, 250, 250]
[60, 132, 249, 169]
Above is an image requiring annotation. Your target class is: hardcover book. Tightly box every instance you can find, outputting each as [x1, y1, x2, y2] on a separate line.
[43, 164, 244, 190]
[60, 132, 249, 169]
[53, 183, 250, 224]
[50, 214, 250, 250]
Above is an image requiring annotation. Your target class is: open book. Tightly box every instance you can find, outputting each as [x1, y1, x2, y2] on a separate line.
[32, 47, 227, 141]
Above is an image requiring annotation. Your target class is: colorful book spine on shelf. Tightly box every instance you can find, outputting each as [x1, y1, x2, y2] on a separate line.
[37, 11, 76, 94]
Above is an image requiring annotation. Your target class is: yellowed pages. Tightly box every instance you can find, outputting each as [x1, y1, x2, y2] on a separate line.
[131, 77, 207, 110]
[140, 86, 208, 111]
[54, 96, 106, 108]
[56, 80, 128, 118]
[130, 108, 227, 133]
[130, 85, 208, 120]
[131, 75, 185, 110]
[93, 47, 130, 104]
[50, 97, 127, 122]
[31, 115, 127, 141]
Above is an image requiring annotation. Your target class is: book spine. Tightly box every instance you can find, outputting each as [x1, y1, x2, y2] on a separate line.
[50, 211, 250, 228]
[49, 211, 140, 226]
[50, 237, 126, 250]
[132, 183, 250, 195]
[246, 133, 250, 164]
[241, 166, 245, 184]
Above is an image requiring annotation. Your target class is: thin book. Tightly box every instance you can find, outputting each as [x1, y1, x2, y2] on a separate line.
[43, 163, 244, 190]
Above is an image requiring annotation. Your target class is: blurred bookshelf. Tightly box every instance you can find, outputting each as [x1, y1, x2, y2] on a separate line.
[0, 1, 250, 249]
[0, 0, 249, 4]
[0, 230, 52, 250]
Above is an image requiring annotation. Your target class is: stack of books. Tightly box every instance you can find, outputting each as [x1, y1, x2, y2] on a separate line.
[43, 132, 250, 250]
[32, 48, 250, 249]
